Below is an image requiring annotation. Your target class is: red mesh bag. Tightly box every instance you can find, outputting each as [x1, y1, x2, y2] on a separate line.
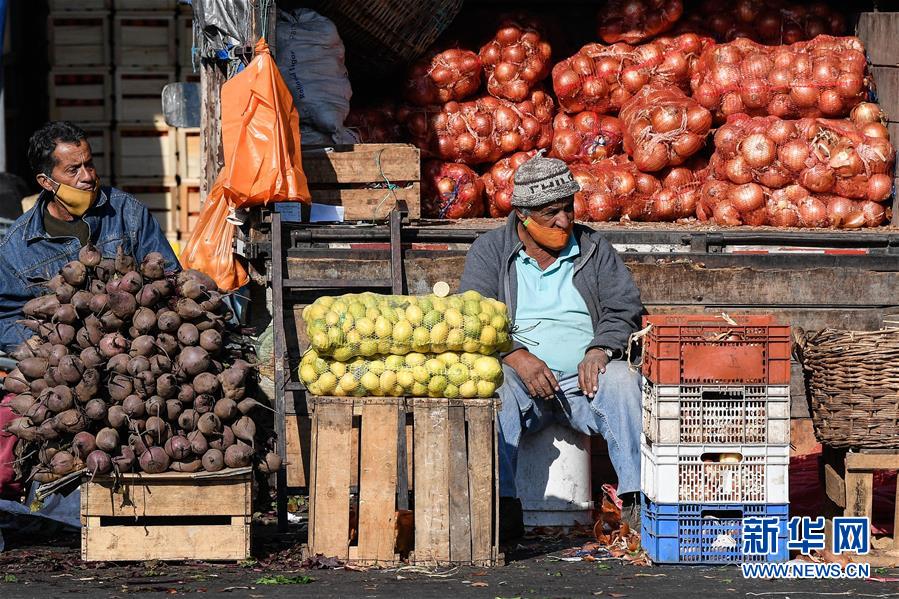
[479, 19, 552, 102]
[708, 115, 894, 201]
[690, 36, 870, 122]
[481, 151, 537, 217]
[429, 91, 554, 164]
[619, 85, 711, 171]
[346, 102, 405, 143]
[598, 0, 683, 44]
[620, 159, 704, 222]
[552, 34, 710, 114]
[550, 112, 623, 164]
[404, 49, 482, 106]
[421, 160, 486, 219]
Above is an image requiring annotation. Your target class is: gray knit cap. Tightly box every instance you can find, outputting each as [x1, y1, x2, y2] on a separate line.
[511, 153, 581, 208]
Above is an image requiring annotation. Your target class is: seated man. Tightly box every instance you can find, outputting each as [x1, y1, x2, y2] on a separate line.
[0, 121, 179, 352]
[460, 153, 644, 539]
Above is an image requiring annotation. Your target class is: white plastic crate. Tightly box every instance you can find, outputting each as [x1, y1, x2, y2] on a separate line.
[641, 442, 789, 504]
[642, 383, 790, 445]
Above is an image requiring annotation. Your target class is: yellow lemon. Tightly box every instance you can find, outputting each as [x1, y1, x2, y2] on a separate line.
[379, 370, 397, 393]
[428, 375, 448, 395]
[392, 320, 413, 343]
[463, 300, 481, 317]
[359, 340, 378, 357]
[476, 380, 496, 397]
[405, 352, 426, 367]
[366, 307, 381, 321]
[429, 321, 449, 345]
[422, 309, 443, 329]
[412, 327, 431, 349]
[446, 328, 465, 350]
[390, 344, 412, 355]
[345, 329, 363, 348]
[405, 304, 424, 325]
[425, 358, 445, 376]
[463, 315, 481, 338]
[418, 297, 434, 314]
[327, 326, 346, 345]
[437, 352, 460, 366]
[377, 340, 391, 354]
[412, 365, 430, 384]
[307, 319, 327, 335]
[348, 302, 366, 318]
[308, 381, 323, 395]
[317, 296, 335, 308]
[299, 363, 318, 384]
[385, 355, 406, 371]
[479, 300, 495, 316]
[339, 373, 358, 392]
[447, 296, 463, 309]
[331, 300, 348, 315]
[444, 308, 463, 329]
[341, 314, 355, 333]
[459, 380, 478, 398]
[479, 325, 497, 346]
[461, 290, 482, 302]
[311, 331, 330, 351]
[490, 314, 508, 331]
[431, 297, 447, 312]
[478, 312, 490, 325]
[306, 304, 327, 322]
[444, 383, 460, 399]
[330, 361, 347, 377]
[360, 371, 380, 392]
[317, 372, 338, 394]
[474, 356, 502, 381]
[397, 370, 415, 389]
[313, 358, 330, 375]
[411, 382, 429, 397]
[332, 347, 354, 362]
[447, 363, 470, 385]
[375, 316, 393, 339]
[460, 353, 477, 367]
[355, 317, 375, 337]
[463, 340, 482, 353]
[368, 360, 385, 375]
[392, 385, 405, 396]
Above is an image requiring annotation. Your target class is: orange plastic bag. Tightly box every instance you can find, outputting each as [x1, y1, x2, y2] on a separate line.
[181, 179, 249, 291]
[220, 38, 311, 207]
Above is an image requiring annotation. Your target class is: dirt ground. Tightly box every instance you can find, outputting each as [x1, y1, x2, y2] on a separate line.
[0, 524, 896, 599]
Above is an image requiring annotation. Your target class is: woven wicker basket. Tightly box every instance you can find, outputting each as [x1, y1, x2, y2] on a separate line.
[802, 328, 899, 448]
[312, 0, 464, 76]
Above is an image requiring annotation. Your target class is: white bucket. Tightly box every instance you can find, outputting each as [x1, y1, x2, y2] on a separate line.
[514, 422, 594, 527]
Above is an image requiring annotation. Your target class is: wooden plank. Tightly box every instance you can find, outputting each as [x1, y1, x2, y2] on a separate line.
[466, 401, 495, 565]
[177, 127, 202, 182]
[83, 519, 249, 561]
[824, 463, 846, 508]
[284, 414, 311, 488]
[309, 186, 421, 221]
[844, 470, 874, 520]
[871, 66, 898, 115]
[309, 400, 353, 559]
[846, 452, 899, 471]
[302, 144, 420, 184]
[857, 13, 899, 67]
[350, 416, 360, 489]
[200, 61, 226, 202]
[447, 405, 472, 564]
[413, 401, 450, 564]
[396, 409, 409, 509]
[357, 403, 400, 563]
[84, 477, 249, 517]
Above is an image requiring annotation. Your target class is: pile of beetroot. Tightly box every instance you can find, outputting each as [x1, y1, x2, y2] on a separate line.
[2, 246, 279, 481]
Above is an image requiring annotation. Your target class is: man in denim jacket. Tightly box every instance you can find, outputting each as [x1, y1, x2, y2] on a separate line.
[0, 121, 179, 353]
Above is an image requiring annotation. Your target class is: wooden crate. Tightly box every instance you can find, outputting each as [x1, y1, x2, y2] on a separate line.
[306, 396, 499, 566]
[115, 68, 176, 124]
[82, 124, 112, 181]
[177, 14, 194, 69]
[113, 14, 177, 66]
[302, 144, 421, 221]
[48, 12, 110, 66]
[176, 127, 201, 183]
[114, 0, 177, 9]
[81, 468, 251, 562]
[178, 182, 201, 241]
[49, 0, 110, 10]
[48, 68, 112, 122]
[858, 12, 899, 67]
[871, 66, 898, 120]
[113, 124, 176, 181]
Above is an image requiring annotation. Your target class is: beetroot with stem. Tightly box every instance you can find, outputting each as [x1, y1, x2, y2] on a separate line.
[127, 356, 151, 377]
[25, 402, 50, 425]
[2, 370, 29, 394]
[178, 408, 199, 431]
[47, 344, 68, 367]
[107, 353, 130, 375]
[53, 409, 87, 434]
[84, 314, 104, 344]
[71, 290, 93, 314]
[95, 258, 115, 282]
[156, 373, 178, 399]
[136, 285, 162, 308]
[89, 294, 108, 315]
[130, 335, 157, 357]
[99, 333, 128, 358]
[61, 261, 87, 287]
[177, 347, 210, 377]
[115, 246, 135, 275]
[193, 394, 214, 414]
[122, 394, 145, 418]
[72, 431, 97, 460]
[156, 310, 181, 333]
[132, 307, 157, 335]
[196, 412, 222, 435]
[199, 329, 223, 353]
[80, 347, 104, 369]
[164, 435, 192, 460]
[258, 452, 283, 474]
[108, 374, 134, 402]
[74, 368, 100, 403]
[178, 269, 217, 291]
[180, 278, 209, 300]
[18, 357, 49, 379]
[151, 278, 175, 298]
[213, 398, 238, 422]
[47, 323, 76, 346]
[113, 446, 136, 472]
[140, 252, 166, 280]
[6, 417, 40, 442]
[54, 282, 75, 303]
[78, 243, 102, 267]
[144, 416, 168, 444]
[23, 295, 60, 319]
[145, 395, 165, 417]
[187, 430, 208, 455]
[86, 450, 112, 475]
[45, 388, 74, 413]
[95, 427, 120, 452]
[149, 354, 172, 375]
[156, 333, 179, 356]
[224, 443, 253, 468]
[85, 398, 108, 421]
[139, 446, 170, 473]
[177, 384, 196, 405]
[177, 322, 199, 346]
[50, 451, 78, 476]
[192, 372, 219, 396]
[106, 405, 128, 429]
[201, 448, 224, 472]
[175, 298, 204, 320]
[57, 355, 85, 384]
[117, 271, 143, 294]
[108, 291, 137, 319]
[165, 399, 183, 421]
[8, 393, 36, 416]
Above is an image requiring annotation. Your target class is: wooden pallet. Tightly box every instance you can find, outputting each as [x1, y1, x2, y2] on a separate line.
[306, 396, 499, 566]
[48, 12, 111, 67]
[49, 0, 110, 10]
[177, 14, 194, 69]
[113, 13, 177, 66]
[48, 68, 112, 123]
[113, 124, 176, 181]
[823, 447, 899, 567]
[115, 178, 178, 235]
[176, 127, 201, 183]
[83, 124, 112, 181]
[81, 468, 251, 562]
[114, 0, 177, 9]
[115, 68, 176, 124]
[178, 182, 201, 242]
[302, 144, 421, 221]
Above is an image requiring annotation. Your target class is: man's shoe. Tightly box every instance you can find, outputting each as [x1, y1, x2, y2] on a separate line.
[620, 492, 642, 531]
[499, 496, 525, 544]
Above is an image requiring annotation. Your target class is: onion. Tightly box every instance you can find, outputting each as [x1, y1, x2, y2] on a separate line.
[861, 200, 887, 227]
[757, 167, 791, 189]
[685, 106, 712, 135]
[766, 119, 796, 145]
[798, 197, 828, 228]
[741, 133, 776, 168]
[866, 174, 893, 202]
[826, 196, 856, 227]
[861, 122, 890, 140]
[714, 125, 741, 155]
[731, 183, 765, 212]
[790, 85, 819, 109]
[740, 79, 770, 110]
[850, 102, 884, 126]
[778, 140, 810, 173]
[633, 142, 668, 172]
[713, 202, 742, 226]
[817, 90, 844, 116]
[725, 156, 753, 184]
[650, 106, 682, 134]
[800, 165, 836, 193]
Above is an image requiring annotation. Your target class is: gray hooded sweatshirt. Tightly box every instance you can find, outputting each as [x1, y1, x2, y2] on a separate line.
[458, 214, 644, 358]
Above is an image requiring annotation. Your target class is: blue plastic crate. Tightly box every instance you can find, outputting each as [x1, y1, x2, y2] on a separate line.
[642, 497, 789, 564]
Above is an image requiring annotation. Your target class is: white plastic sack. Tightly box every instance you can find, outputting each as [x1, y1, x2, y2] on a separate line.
[276, 8, 352, 135]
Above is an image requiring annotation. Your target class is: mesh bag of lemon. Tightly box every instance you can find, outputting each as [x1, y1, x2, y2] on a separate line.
[302, 290, 512, 360]
[299, 349, 504, 398]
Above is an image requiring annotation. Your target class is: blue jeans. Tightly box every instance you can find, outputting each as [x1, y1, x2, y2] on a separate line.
[497, 361, 643, 498]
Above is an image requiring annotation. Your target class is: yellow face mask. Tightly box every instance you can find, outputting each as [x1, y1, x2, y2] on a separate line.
[46, 178, 99, 217]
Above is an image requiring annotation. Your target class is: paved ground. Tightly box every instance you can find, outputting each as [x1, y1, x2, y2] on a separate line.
[0, 526, 896, 599]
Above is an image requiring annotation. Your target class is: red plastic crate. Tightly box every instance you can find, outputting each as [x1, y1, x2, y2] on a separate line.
[642, 314, 791, 385]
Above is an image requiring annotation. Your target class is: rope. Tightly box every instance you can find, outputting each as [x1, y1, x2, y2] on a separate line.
[371, 148, 399, 220]
[258, 0, 273, 42]
[626, 323, 652, 372]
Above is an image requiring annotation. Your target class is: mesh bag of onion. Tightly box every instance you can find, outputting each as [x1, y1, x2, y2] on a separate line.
[481, 151, 538, 217]
[597, 0, 683, 44]
[708, 114, 895, 202]
[620, 159, 705, 222]
[404, 49, 482, 107]
[479, 19, 552, 102]
[422, 160, 486, 219]
[691, 35, 870, 122]
[672, 0, 847, 45]
[552, 34, 710, 115]
[619, 85, 712, 172]
[429, 92, 554, 164]
[550, 112, 623, 164]
[698, 179, 889, 228]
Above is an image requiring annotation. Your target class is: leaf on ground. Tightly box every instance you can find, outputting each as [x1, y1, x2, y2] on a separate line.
[3, 574, 18, 583]
[255, 575, 313, 585]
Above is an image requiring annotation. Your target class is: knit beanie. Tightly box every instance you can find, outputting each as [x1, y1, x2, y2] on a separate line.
[510, 152, 580, 208]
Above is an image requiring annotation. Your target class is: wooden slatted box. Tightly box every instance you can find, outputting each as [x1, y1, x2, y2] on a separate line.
[113, 124, 176, 181]
[50, 0, 110, 11]
[48, 12, 111, 67]
[115, 68, 176, 124]
[116, 178, 178, 235]
[178, 182, 201, 243]
[177, 14, 194, 69]
[81, 468, 251, 562]
[114, 0, 177, 9]
[83, 124, 112, 181]
[306, 396, 499, 566]
[176, 127, 201, 183]
[113, 13, 177, 66]
[48, 68, 112, 122]
[302, 144, 421, 221]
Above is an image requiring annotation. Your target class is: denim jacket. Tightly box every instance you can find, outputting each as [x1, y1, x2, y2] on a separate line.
[0, 186, 180, 352]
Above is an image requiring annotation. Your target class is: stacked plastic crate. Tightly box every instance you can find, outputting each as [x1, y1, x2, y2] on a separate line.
[639, 314, 792, 564]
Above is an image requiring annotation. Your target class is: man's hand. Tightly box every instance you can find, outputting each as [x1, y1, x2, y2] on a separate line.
[578, 348, 610, 399]
[503, 349, 560, 400]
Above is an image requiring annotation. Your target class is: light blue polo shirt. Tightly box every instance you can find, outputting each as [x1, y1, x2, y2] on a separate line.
[514, 237, 595, 374]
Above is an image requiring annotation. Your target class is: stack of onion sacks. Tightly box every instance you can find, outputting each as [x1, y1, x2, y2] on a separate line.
[620, 159, 705, 222]
[597, 0, 683, 44]
[346, 102, 405, 143]
[709, 114, 894, 203]
[691, 35, 869, 122]
[619, 85, 711, 172]
[550, 112, 623, 164]
[404, 49, 482, 106]
[479, 19, 552, 102]
[2, 247, 279, 482]
[569, 156, 635, 222]
[481, 150, 538, 217]
[421, 160, 486, 219]
[552, 34, 709, 114]
[430, 91, 554, 164]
